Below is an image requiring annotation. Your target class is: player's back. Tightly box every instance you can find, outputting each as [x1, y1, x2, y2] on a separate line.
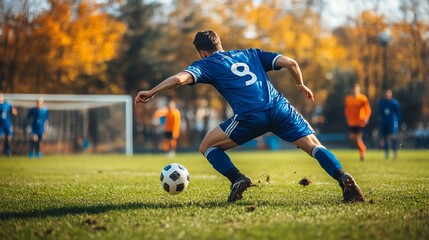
[186, 48, 284, 116]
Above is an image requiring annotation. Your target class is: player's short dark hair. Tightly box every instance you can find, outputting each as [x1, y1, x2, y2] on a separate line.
[193, 30, 221, 52]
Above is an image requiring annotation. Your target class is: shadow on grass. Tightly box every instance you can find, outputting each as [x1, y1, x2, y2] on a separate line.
[0, 201, 231, 220]
[0, 198, 344, 220]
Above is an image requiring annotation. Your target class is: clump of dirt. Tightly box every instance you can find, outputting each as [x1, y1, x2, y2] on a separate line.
[298, 176, 312, 186]
[255, 172, 270, 186]
[84, 216, 107, 231]
[247, 205, 257, 212]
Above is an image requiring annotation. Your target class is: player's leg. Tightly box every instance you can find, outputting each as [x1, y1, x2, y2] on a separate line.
[355, 130, 366, 160]
[272, 103, 364, 202]
[381, 125, 390, 159]
[200, 113, 267, 202]
[200, 125, 251, 203]
[162, 131, 171, 153]
[201, 113, 268, 180]
[348, 131, 358, 153]
[348, 130, 357, 145]
[1, 125, 7, 155]
[3, 124, 12, 156]
[391, 123, 399, 158]
[5, 135, 12, 156]
[383, 134, 390, 159]
[391, 134, 399, 159]
[1, 136, 3, 155]
[348, 128, 365, 160]
[200, 126, 240, 180]
[35, 133, 42, 158]
[293, 135, 365, 202]
[1, 126, 6, 155]
[168, 138, 177, 157]
[293, 135, 344, 179]
[391, 135, 398, 158]
[29, 133, 38, 158]
[271, 103, 343, 180]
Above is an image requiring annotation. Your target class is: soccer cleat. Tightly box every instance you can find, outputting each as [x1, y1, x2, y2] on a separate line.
[228, 175, 252, 203]
[28, 152, 34, 159]
[339, 173, 365, 203]
[36, 152, 42, 158]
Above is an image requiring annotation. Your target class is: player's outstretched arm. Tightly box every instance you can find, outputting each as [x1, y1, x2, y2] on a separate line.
[135, 71, 194, 105]
[275, 55, 314, 102]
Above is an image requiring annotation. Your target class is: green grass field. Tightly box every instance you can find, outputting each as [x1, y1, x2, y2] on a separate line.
[1, 150, 428, 240]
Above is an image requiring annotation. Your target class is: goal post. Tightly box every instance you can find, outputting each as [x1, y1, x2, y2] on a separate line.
[4, 93, 133, 156]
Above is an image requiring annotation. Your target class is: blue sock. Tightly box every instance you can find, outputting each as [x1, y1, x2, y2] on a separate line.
[312, 146, 343, 180]
[204, 147, 237, 176]
[384, 136, 389, 157]
[4, 137, 11, 155]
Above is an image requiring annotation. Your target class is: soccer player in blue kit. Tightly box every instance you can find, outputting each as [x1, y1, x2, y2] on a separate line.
[27, 97, 49, 158]
[378, 89, 401, 159]
[135, 30, 365, 203]
[0, 92, 17, 157]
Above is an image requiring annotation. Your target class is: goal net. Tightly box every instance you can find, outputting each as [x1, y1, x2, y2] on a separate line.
[3, 94, 133, 156]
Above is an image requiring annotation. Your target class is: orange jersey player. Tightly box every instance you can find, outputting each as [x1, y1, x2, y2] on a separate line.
[154, 100, 181, 157]
[345, 83, 372, 160]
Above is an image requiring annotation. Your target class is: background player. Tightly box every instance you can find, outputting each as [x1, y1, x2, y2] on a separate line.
[27, 97, 49, 158]
[378, 89, 401, 159]
[344, 83, 372, 160]
[0, 92, 17, 157]
[153, 100, 181, 157]
[135, 30, 365, 203]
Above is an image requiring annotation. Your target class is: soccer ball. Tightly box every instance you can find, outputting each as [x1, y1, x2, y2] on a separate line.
[160, 163, 190, 195]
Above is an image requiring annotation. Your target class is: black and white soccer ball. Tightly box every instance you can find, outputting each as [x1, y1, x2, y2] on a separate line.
[160, 163, 190, 195]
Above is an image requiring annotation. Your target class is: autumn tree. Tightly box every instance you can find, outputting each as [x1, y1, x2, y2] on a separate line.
[390, 0, 429, 126]
[0, 0, 33, 92]
[0, 0, 126, 93]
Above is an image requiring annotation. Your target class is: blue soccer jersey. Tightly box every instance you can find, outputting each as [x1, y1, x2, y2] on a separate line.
[0, 101, 13, 125]
[184, 48, 285, 117]
[27, 107, 49, 133]
[378, 98, 400, 135]
[0, 101, 14, 136]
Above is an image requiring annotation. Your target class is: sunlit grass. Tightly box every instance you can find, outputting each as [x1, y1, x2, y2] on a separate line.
[0, 150, 428, 239]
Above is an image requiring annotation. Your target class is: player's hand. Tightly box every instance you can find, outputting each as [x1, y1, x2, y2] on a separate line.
[296, 84, 314, 101]
[135, 90, 154, 106]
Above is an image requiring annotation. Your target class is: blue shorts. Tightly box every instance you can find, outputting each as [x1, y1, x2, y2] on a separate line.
[380, 122, 399, 136]
[32, 128, 44, 138]
[0, 123, 13, 137]
[219, 102, 315, 145]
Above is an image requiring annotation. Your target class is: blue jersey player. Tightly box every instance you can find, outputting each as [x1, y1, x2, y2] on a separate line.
[378, 89, 401, 159]
[135, 30, 365, 203]
[0, 92, 17, 157]
[27, 97, 49, 158]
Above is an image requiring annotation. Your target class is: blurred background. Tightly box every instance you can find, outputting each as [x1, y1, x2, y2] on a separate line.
[1, 0, 429, 154]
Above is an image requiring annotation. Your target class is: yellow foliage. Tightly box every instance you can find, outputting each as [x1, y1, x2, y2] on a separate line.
[30, 0, 126, 87]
